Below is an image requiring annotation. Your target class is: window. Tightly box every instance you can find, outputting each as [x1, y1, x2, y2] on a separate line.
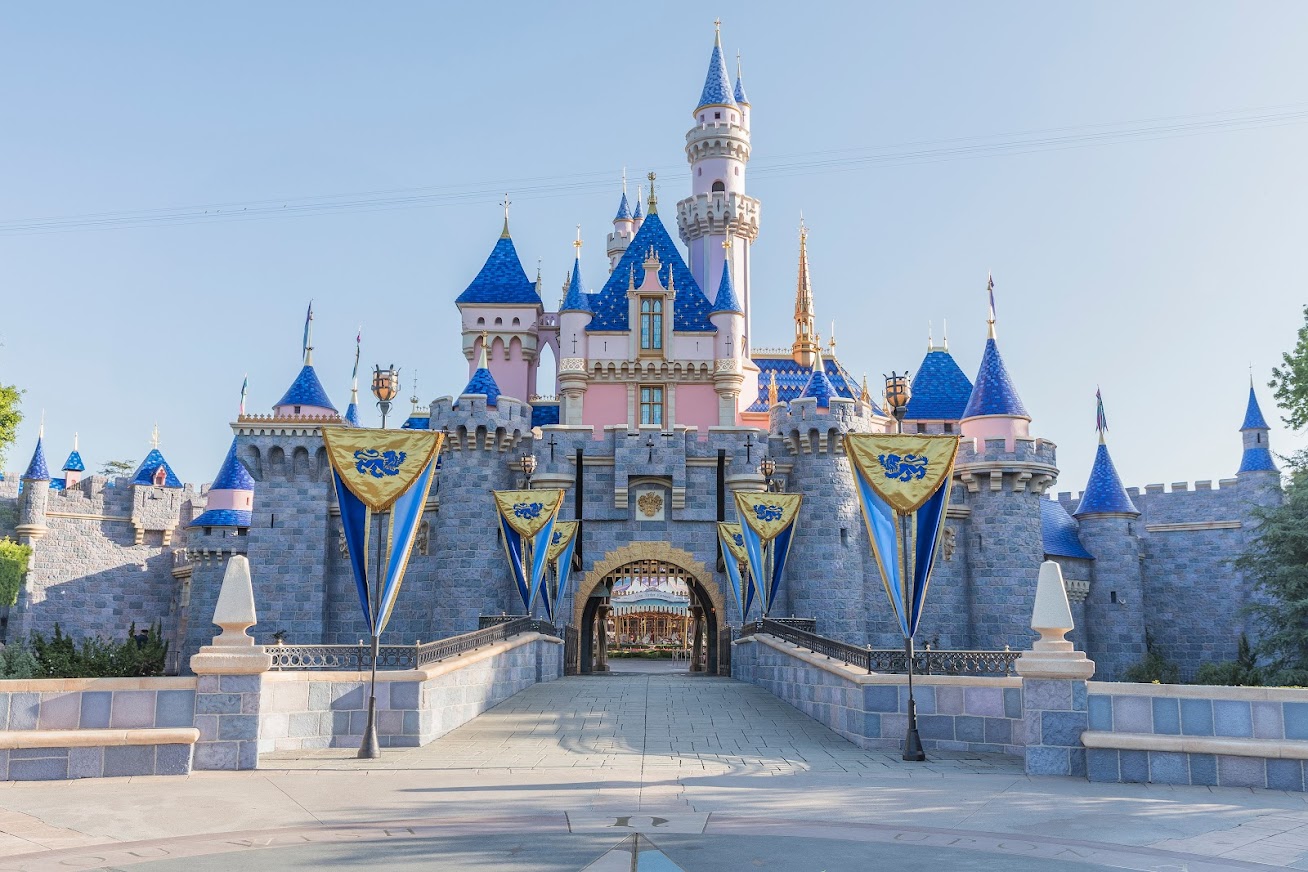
[640, 297, 663, 352]
[943, 422, 954, 433]
[476, 317, 485, 325]
[640, 385, 664, 426]
[916, 423, 927, 434]
[494, 317, 503, 325]
[714, 111, 721, 120]
[711, 180, 725, 193]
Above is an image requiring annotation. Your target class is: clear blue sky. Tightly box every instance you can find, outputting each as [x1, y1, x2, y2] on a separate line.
[2, 1, 1306, 494]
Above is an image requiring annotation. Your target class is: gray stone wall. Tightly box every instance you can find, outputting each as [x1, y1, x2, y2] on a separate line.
[1078, 515, 1146, 681]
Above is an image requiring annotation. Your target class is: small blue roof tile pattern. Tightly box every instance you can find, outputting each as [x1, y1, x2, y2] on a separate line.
[211, 439, 256, 491]
[1239, 446, 1279, 474]
[615, 192, 632, 221]
[457, 367, 502, 408]
[61, 450, 85, 473]
[560, 258, 592, 313]
[904, 350, 974, 421]
[710, 260, 743, 314]
[585, 212, 715, 333]
[632, 198, 643, 221]
[1041, 500, 1094, 560]
[1074, 443, 1139, 516]
[131, 448, 183, 488]
[275, 365, 337, 412]
[454, 234, 542, 306]
[734, 74, 749, 105]
[22, 438, 49, 481]
[962, 338, 1029, 419]
[190, 508, 252, 528]
[531, 402, 560, 428]
[401, 414, 431, 430]
[49, 478, 66, 492]
[1241, 384, 1271, 430]
[697, 39, 738, 110]
[344, 402, 361, 427]
[747, 356, 873, 413]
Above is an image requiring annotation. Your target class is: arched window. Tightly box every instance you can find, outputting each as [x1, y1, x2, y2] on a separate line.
[711, 180, 725, 193]
[512, 317, 520, 326]
[494, 317, 503, 326]
[476, 317, 485, 325]
[640, 298, 663, 352]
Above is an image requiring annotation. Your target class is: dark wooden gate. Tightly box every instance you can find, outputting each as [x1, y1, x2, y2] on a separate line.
[564, 624, 580, 675]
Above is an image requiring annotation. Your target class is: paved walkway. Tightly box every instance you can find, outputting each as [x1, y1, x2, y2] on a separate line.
[1, 674, 1308, 870]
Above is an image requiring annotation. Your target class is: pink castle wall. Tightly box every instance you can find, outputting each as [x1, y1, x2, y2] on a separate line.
[583, 384, 628, 434]
[675, 385, 720, 434]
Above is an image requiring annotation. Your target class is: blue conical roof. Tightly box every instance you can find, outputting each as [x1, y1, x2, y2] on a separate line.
[632, 197, 643, 221]
[1241, 384, 1270, 430]
[459, 367, 501, 407]
[455, 234, 541, 306]
[211, 439, 255, 491]
[561, 258, 591, 313]
[344, 402, 361, 427]
[962, 338, 1029, 419]
[734, 74, 749, 105]
[586, 213, 714, 333]
[799, 353, 836, 408]
[1239, 446, 1279, 474]
[131, 448, 182, 488]
[275, 364, 336, 412]
[905, 350, 974, 421]
[615, 192, 632, 221]
[710, 260, 743, 314]
[697, 38, 737, 111]
[22, 438, 49, 481]
[62, 450, 85, 473]
[1074, 443, 1138, 516]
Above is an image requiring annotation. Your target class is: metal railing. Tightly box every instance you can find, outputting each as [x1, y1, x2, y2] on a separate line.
[737, 619, 1020, 677]
[268, 617, 558, 671]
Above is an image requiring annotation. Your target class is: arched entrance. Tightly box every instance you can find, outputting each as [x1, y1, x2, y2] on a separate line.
[573, 543, 725, 675]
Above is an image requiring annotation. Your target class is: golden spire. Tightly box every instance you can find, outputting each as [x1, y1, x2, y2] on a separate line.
[714, 17, 722, 44]
[768, 371, 779, 407]
[791, 216, 819, 368]
[574, 224, 583, 256]
[500, 194, 511, 238]
[828, 321, 837, 356]
[478, 330, 490, 369]
[860, 373, 871, 404]
[646, 171, 658, 215]
[150, 423, 160, 449]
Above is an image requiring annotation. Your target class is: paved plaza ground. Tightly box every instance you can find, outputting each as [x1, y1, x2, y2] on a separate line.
[1, 664, 1308, 869]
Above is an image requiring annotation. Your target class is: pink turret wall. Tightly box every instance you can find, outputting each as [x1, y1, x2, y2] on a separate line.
[206, 489, 253, 511]
[960, 415, 1031, 452]
[582, 384, 628, 433]
[676, 384, 721, 432]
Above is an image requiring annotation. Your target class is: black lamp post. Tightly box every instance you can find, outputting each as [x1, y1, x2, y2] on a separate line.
[884, 371, 926, 762]
[372, 365, 400, 429]
[519, 452, 537, 489]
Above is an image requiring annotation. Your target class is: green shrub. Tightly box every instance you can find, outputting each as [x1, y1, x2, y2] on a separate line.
[0, 538, 31, 607]
[0, 644, 38, 678]
[1194, 635, 1264, 686]
[27, 623, 168, 678]
[1123, 637, 1181, 684]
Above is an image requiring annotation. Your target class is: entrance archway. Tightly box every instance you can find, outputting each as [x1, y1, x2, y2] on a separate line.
[573, 543, 724, 675]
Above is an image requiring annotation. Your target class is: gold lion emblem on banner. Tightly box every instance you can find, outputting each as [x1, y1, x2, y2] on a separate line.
[637, 492, 664, 518]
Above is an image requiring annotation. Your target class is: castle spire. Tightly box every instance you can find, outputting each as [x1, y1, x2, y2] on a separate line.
[733, 51, 750, 105]
[1238, 378, 1278, 474]
[1075, 392, 1138, 517]
[696, 21, 737, 113]
[986, 272, 997, 340]
[799, 337, 835, 409]
[791, 218, 819, 367]
[500, 194, 511, 238]
[302, 301, 314, 365]
[646, 172, 658, 215]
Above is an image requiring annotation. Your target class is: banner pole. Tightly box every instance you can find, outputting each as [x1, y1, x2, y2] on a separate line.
[901, 512, 926, 762]
[358, 510, 385, 759]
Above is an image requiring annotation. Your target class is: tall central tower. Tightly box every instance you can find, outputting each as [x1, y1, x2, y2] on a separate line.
[677, 24, 761, 349]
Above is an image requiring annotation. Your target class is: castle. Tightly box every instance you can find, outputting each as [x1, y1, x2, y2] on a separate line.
[0, 27, 1283, 680]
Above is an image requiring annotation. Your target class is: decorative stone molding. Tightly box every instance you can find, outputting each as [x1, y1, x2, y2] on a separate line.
[715, 358, 740, 373]
[559, 358, 587, 373]
[1063, 576, 1090, 604]
[572, 542, 725, 630]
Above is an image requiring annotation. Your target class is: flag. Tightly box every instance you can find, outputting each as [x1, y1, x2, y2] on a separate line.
[733, 493, 803, 615]
[494, 489, 565, 613]
[352, 328, 362, 383]
[239, 375, 248, 417]
[323, 427, 445, 636]
[717, 522, 755, 621]
[845, 433, 959, 639]
[543, 520, 579, 622]
[987, 273, 996, 323]
[1095, 387, 1107, 436]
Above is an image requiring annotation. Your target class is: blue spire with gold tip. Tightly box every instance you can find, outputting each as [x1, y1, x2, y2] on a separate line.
[62, 438, 85, 474]
[906, 328, 973, 421]
[733, 52, 750, 105]
[455, 201, 541, 306]
[189, 439, 255, 528]
[561, 228, 591, 313]
[696, 21, 738, 112]
[344, 398, 361, 427]
[22, 436, 49, 482]
[456, 334, 502, 408]
[1241, 382, 1270, 430]
[711, 259, 743, 314]
[615, 191, 632, 221]
[1238, 379, 1278, 473]
[1074, 393, 1138, 517]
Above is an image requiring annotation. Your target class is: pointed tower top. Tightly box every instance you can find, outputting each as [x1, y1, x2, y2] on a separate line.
[62, 431, 85, 473]
[22, 437, 50, 482]
[1096, 387, 1109, 445]
[151, 423, 160, 449]
[646, 172, 658, 215]
[768, 371, 779, 406]
[457, 331, 502, 408]
[561, 247, 591, 314]
[1241, 382, 1271, 431]
[986, 272, 997, 340]
[799, 339, 836, 409]
[1074, 442, 1139, 517]
[189, 438, 255, 528]
[500, 194, 511, 238]
[733, 51, 750, 105]
[696, 22, 738, 112]
[633, 185, 644, 221]
[791, 217, 819, 367]
[302, 301, 314, 365]
[711, 257, 743, 314]
[961, 337, 1029, 420]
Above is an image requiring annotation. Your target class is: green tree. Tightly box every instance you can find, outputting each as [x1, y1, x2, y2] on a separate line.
[1272, 305, 1308, 430]
[1240, 448, 1308, 675]
[0, 538, 31, 607]
[0, 384, 21, 468]
[99, 459, 135, 477]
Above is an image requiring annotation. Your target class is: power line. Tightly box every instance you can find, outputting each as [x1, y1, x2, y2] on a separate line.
[1, 103, 1305, 236]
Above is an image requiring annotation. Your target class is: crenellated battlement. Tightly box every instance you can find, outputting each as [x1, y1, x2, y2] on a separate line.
[955, 437, 1059, 496]
[430, 394, 533, 452]
[768, 397, 889, 455]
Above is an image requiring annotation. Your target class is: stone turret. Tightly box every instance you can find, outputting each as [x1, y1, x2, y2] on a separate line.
[559, 235, 593, 426]
[709, 259, 745, 425]
[61, 435, 85, 489]
[606, 180, 635, 271]
[1072, 397, 1144, 681]
[1237, 381, 1278, 480]
[16, 436, 50, 544]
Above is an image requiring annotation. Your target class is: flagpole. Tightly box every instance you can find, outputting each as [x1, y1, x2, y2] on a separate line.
[358, 509, 386, 759]
[886, 372, 926, 762]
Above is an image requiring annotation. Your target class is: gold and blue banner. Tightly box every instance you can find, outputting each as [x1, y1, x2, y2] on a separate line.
[323, 427, 444, 636]
[494, 489, 565, 614]
[717, 522, 755, 620]
[733, 492, 803, 615]
[542, 520, 579, 622]
[845, 434, 959, 638]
